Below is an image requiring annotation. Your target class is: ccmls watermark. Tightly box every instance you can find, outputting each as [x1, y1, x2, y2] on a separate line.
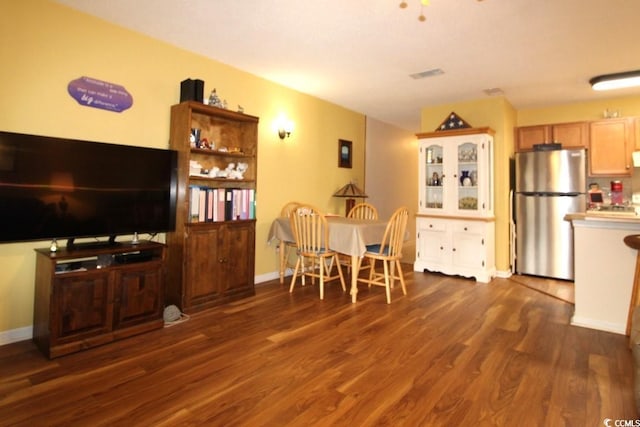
[603, 418, 640, 426]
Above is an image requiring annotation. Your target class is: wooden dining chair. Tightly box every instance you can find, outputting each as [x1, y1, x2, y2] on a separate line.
[341, 202, 379, 273]
[357, 206, 409, 304]
[347, 202, 379, 220]
[278, 201, 302, 284]
[289, 204, 346, 300]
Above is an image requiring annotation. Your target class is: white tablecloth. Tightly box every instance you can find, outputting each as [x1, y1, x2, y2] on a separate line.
[268, 216, 388, 256]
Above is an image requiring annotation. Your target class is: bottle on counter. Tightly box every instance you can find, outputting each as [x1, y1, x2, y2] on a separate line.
[611, 180, 624, 205]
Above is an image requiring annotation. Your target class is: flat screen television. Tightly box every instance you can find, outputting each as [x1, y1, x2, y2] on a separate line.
[0, 130, 178, 248]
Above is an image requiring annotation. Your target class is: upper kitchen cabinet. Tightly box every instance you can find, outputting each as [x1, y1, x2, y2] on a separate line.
[589, 117, 635, 176]
[516, 121, 588, 152]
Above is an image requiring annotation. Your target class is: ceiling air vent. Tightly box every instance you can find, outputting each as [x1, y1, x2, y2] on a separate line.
[410, 68, 444, 79]
[483, 87, 504, 96]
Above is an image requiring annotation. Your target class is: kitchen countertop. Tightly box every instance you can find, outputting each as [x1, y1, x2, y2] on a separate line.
[565, 212, 640, 223]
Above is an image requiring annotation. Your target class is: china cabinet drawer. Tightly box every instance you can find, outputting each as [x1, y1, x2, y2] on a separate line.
[421, 218, 447, 232]
[452, 221, 484, 234]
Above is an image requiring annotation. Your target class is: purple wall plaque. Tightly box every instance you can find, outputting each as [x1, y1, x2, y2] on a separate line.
[67, 76, 133, 113]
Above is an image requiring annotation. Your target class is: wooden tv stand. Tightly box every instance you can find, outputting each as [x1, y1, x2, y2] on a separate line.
[33, 241, 166, 358]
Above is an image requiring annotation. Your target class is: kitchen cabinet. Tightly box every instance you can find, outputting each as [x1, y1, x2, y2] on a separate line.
[589, 117, 635, 176]
[516, 121, 588, 152]
[33, 241, 165, 358]
[165, 101, 258, 313]
[414, 128, 496, 282]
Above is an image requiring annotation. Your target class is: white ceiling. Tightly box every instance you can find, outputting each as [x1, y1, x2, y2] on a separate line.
[54, 0, 640, 131]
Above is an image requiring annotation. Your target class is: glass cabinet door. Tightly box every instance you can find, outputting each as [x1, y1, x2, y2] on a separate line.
[456, 141, 478, 212]
[424, 143, 444, 210]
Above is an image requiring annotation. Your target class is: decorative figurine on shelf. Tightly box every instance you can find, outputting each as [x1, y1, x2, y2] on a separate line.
[224, 163, 236, 178]
[237, 105, 244, 113]
[199, 137, 213, 149]
[189, 160, 203, 175]
[214, 164, 231, 178]
[190, 128, 201, 147]
[470, 170, 478, 186]
[460, 170, 470, 186]
[432, 172, 440, 186]
[208, 166, 220, 177]
[236, 162, 248, 178]
[208, 89, 224, 108]
[227, 162, 249, 179]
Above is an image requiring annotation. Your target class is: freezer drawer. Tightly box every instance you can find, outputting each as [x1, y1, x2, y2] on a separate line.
[515, 193, 585, 280]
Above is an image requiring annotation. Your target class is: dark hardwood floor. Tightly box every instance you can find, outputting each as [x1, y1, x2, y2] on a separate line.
[510, 273, 575, 304]
[0, 267, 636, 426]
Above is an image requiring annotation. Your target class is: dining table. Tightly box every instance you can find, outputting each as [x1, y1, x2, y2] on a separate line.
[268, 215, 389, 303]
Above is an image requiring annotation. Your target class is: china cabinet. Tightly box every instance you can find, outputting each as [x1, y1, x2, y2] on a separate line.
[165, 101, 258, 313]
[414, 128, 496, 282]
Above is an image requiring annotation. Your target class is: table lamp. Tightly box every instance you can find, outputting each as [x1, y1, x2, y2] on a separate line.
[333, 182, 368, 215]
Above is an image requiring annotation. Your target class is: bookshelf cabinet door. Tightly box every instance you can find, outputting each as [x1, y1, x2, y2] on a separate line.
[184, 226, 223, 308]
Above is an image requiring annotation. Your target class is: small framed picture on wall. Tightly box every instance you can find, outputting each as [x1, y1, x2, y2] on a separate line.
[338, 139, 352, 168]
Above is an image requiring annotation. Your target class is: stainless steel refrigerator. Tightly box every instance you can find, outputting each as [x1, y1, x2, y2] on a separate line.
[515, 148, 586, 280]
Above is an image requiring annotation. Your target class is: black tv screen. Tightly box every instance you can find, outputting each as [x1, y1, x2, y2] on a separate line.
[0, 131, 177, 245]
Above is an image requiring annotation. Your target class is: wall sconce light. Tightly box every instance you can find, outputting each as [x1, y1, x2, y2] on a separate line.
[278, 120, 294, 139]
[590, 70, 640, 91]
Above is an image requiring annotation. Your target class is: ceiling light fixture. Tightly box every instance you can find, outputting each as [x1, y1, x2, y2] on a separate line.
[400, 0, 484, 22]
[590, 70, 640, 91]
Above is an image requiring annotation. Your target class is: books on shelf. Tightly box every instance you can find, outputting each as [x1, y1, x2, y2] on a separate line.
[188, 186, 256, 222]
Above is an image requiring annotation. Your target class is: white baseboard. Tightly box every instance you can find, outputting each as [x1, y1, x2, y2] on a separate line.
[255, 271, 281, 284]
[256, 269, 297, 285]
[494, 269, 513, 279]
[571, 315, 626, 335]
[0, 325, 32, 346]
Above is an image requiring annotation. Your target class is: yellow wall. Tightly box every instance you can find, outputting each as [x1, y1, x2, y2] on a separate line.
[516, 96, 640, 126]
[0, 0, 365, 336]
[420, 98, 516, 274]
